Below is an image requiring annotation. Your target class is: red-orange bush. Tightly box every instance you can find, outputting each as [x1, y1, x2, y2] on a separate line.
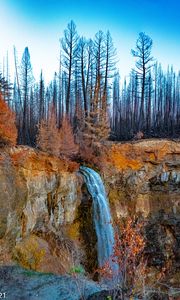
[96, 217, 145, 298]
[59, 116, 78, 158]
[0, 93, 17, 146]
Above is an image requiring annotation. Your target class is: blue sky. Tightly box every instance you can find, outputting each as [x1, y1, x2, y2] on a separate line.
[1, 0, 180, 83]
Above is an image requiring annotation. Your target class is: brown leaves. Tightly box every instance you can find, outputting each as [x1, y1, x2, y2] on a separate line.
[96, 216, 146, 289]
[114, 217, 145, 268]
[59, 116, 78, 158]
[37, 109, 60, 157]
[37, 108, 78, 159]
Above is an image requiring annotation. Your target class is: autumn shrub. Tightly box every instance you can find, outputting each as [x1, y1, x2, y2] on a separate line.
[66, 160, 80, 172]
[96, 217, 145, 299]
[0, 93, 17, 146]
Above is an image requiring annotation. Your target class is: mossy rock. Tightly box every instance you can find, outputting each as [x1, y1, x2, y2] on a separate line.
[13, 234, 46, 271]
[66, 221, 80, 240]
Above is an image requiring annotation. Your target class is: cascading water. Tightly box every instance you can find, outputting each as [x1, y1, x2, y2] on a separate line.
[80, 166, 118, 275]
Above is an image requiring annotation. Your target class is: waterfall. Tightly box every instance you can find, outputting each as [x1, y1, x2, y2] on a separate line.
[80, 166, 118, 274]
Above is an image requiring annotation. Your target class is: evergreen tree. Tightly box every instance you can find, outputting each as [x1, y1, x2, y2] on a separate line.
[83, 106, 110, 147]
[59, 116, 78, 158]
[61, 20, 79, 115]
[20, 47, 34, 144]
[37, 106, 60, 156]
[131, 32, 154, 130]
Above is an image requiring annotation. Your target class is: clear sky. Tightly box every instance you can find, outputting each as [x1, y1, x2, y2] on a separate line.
[0, 0, 180, 83]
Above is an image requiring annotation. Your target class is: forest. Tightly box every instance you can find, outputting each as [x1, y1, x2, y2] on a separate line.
[0, 20, 180, 151]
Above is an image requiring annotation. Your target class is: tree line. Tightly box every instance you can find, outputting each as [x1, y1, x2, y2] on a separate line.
[112, 33, 180, 139]
[0, 20, 180, 152]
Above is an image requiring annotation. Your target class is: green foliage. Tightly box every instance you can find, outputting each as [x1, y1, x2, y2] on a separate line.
[69, 265, 85, 275]
[21, 269, 53, 277]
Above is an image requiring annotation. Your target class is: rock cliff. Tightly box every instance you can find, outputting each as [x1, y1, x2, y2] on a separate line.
[0, 146, 82, 273]
[0, 140, 179, 289]
[102, 139, 180, 286]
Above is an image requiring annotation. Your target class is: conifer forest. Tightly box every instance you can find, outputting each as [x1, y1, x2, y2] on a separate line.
[1, 21, 180, 150]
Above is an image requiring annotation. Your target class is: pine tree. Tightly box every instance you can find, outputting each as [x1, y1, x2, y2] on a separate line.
[0, 93, 17, 146]
[20, 47, 34, 144]
[61, 20, 79, 115]
[59, 116, 78, 158]
[83, 106, 110, 148]
[36, 107, 60, 156]
[131, 32, 154, 130]
[0, 73, 12, 101]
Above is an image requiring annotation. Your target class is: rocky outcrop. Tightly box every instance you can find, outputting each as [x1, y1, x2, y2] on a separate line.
[0, 146, 82, 273]
[100, 140, 180, 218]
[0, 266, 104, 300]
[101, 139, 180, 286]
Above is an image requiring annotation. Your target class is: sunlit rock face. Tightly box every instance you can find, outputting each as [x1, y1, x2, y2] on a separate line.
[102, 139, 180, 217]
[22, 171, 80, 234]
[102, 139, 180, 284]
[0, 147, 82, 273]
[1, 147, 81, 235]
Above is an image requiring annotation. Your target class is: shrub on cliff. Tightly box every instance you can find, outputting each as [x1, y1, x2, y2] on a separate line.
[0, 93, 17, 146]
[96, 217, 145, 299]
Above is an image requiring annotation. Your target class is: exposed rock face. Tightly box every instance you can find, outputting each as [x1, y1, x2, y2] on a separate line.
[101, 139, 180, 285]
[101, 140, 180, 219]
[0, 139, 179, 288]
[0, 146, 82, 273]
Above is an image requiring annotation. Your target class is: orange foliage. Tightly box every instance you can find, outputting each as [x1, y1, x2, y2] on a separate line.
[37, 111, 78, 159]
[10, 147, 30, 165]
[113, 218, 145, 270]
[10, 147, 79, 176]
[37, 108, 60, 157]
[96, 217, 145, 296]
[59, 116, 78, 159]
[0, 93, 17, 146]
[79, 142, 98, 164]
